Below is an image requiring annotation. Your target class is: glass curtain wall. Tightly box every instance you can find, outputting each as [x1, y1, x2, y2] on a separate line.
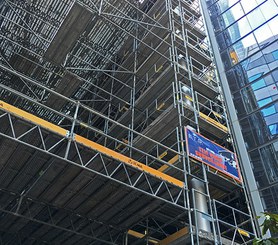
[205, 0, 278, 213]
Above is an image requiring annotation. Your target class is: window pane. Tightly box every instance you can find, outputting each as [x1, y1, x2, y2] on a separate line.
[251, 78, 266, 90]
[240, 0, 265, 13]
[273, 50, 278, 60]
[253, 20, 276, 45]
[240, 87, 258, 113]
[254, 84, 278, 100]
[259, 144, 278, 183]
[269, 124, 278, 135]
[228, 17, 251, 43]
[222, 3, 244, 26]
[249, 73, 263, 82]
[238, 33, 257, 54]
[261, 105, 276, 116]
[247, 7, 265, 30]
[259, 0, 278, 21]
[216, 0, 238, 13]
[258, 97, 272, 107]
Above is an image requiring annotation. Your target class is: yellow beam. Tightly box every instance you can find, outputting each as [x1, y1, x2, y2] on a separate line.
[199, 112, 228, 132]
[213, 111, 221, 118]
[158, 227, 189, 245]
[75, 135, 183, 187]
[158, 155, 179, 172]
[158, 151, 167, 159]
[155, 65, 163, 73]
[128, 230, 158, 244]
[0, 101, 68, 136]
[185, 95, 193, 101]
[115, 143, 123, 150]
[0, 100, 184, 188]
[153, 12, 161, 20]
[157, 102, 165, 111]
[238, 228, 250, 238]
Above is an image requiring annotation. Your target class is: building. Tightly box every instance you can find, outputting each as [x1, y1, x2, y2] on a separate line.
[202, 0, 278, 223]
[0, 0, 256, 244]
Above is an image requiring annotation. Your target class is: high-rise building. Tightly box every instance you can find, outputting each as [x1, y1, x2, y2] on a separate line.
[202, 0, 278, 220]
[0, 0, 258, 244]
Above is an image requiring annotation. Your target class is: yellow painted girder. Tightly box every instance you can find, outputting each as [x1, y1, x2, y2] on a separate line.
[199, 112, 228, 132]
[0, 100, 184, 188]
[158, 227, 189, 245]
[75, 135, 183, 187]
[0, 101, 68, 136]
[158, 155, 179, 172]
[128, 230, 158, 244]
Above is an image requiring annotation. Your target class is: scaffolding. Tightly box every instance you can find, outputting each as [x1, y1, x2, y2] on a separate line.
[0, 0, 256, 244]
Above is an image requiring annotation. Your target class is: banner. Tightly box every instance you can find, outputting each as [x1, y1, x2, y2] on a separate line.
[185, 127, 241, 182]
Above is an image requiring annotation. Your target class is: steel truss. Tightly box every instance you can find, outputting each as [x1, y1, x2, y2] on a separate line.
[0, 105, 186, 207]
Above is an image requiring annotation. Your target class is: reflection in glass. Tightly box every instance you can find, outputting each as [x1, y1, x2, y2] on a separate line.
[254, 24, 274, 45]
[269, 123, 278, 135]
[261, 104, 276, 116]
[251, 78, 265, 90]
[222, 3, 244, 26]
[240, 0, 265, 13]
[259, 144, 278, 183]
[257, 97, 272, 107]
[247, 7, 265, 30]
[206, 0, 278, 213]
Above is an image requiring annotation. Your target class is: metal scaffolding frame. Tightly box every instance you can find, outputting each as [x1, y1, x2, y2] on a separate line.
[0, 0, 256, 244]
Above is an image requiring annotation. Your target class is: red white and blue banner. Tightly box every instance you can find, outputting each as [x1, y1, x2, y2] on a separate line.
[185, 127, 241, 182]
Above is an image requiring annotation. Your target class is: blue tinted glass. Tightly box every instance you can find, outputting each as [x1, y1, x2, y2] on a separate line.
[249, 73, 263, 82]
[273, 50, 278, 60]
[258, 97, 272, 107]
[269, 124, 278, 135]
[251, 79, 265, 90]
[261, 105, 276, 116]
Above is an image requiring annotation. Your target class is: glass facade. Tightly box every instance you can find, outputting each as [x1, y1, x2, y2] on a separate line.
[205, 0, 278, 213]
